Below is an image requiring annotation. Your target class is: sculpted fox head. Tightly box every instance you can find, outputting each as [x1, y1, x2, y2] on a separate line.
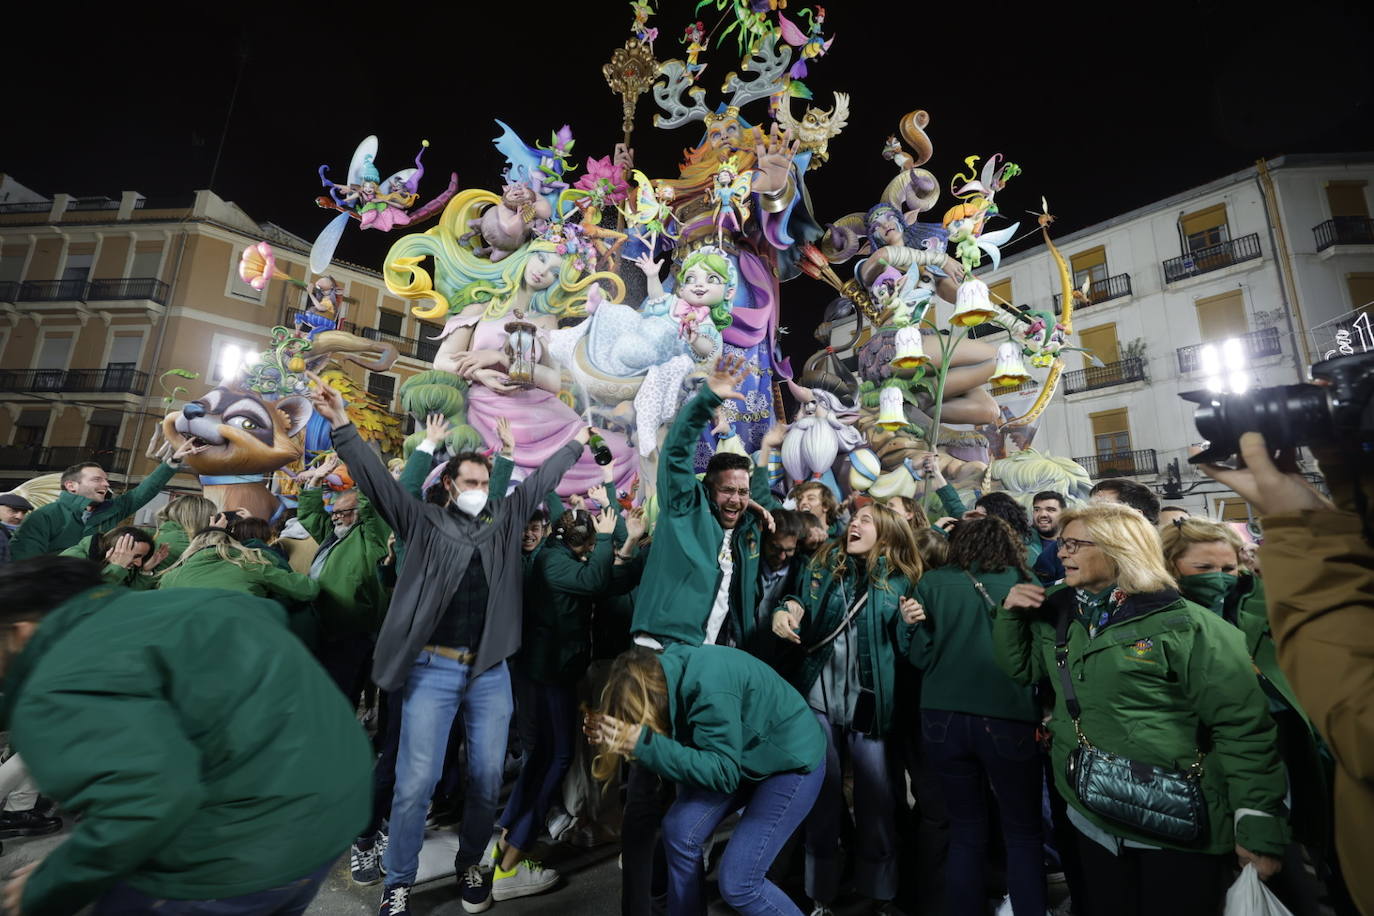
[162, 386, 311, 476]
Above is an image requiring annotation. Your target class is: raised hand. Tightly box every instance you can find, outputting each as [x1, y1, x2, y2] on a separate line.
[592, 507, 618, 535]
[305, 371, 349, 429]
[747, 500, 775, 533]
[753, 125, 801, 194]
[761, 422, 789, 451]
[706, 354, 749, 403]
[585, 711, 640, 755]
[425, 412, 452, 446]
[630, 252, 662, 278]
[624, 506, 648, 542]
[105, 534, 143, 570]
[1004, 583, 1047, 612]
[146, 542, 170, 571]
[495, 417, 515, 455]
[147, 427, 171, 462]
[169, 437, 209, 465]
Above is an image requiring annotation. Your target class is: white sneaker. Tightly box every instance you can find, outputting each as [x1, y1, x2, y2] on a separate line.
[491, 858, 560, 901]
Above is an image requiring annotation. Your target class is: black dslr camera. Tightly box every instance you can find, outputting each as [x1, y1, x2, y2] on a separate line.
[1183, 350, 1374, 465]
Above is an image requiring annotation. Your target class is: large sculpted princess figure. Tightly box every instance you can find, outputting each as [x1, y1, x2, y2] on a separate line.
[383, 189, 638, 495]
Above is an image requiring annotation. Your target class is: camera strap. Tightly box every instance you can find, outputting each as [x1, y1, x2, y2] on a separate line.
[806, 592, 869, 655]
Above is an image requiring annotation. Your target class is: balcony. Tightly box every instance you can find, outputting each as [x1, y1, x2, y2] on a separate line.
[17, 279, 89, 302]
[991, 378, 1039, 396]
[360, 326, 440, 362]
[0, 282, 17, 303]
[1314, 216, 1374, 251]
[1074, 449, 1159, 479]
[1053, 273, 1133, 312]
[87, 277, 169, 305]
[0, 445, 131, 473]
[1176, 326, 1282, 373]
[1162, 233, 1262, 283]
[0, 367, 149, 395]
[1062, 357, 1147, 395]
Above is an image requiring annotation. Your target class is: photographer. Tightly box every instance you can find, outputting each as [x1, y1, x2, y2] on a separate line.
[1200, 431, 1373, 916]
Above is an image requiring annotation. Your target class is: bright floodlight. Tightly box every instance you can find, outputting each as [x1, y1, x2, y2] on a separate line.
[1200, 344, 1221, 376]
[218, 344, 242, 381]
[1228, 371, 1250, 394]
[1222, 337, 1246, 370]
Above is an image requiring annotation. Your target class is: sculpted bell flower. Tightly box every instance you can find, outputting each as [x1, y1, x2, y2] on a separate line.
[989, 342, 1033, 387]
[949, 277, 999, 327]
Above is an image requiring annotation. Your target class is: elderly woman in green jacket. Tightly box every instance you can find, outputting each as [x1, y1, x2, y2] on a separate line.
[588, 643, 827, 916]
[771, 501, 925, 915]
[994, 502, 1289, 916]
[158, 528, 319, 605]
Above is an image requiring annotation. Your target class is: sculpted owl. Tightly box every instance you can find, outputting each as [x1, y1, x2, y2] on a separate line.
[775, 91, 850, 169]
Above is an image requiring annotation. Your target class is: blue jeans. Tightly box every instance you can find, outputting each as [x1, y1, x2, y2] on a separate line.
[662, 764, 825, 916]
[93, 860, 332, 915]
[497, 681, 577, 851]
[382, 650, 513, 885]
[804, 711, 899, 903]
[921, 709, 1047, 916]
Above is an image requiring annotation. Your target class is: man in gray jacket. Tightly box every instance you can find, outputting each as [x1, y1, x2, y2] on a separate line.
[308, 374, 589, 916]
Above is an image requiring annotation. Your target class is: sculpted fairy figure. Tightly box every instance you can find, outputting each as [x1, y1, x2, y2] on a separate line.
[383, 189, 637, 496]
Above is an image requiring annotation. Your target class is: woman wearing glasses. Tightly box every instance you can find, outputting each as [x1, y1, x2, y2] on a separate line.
[770, 502, 925, 915]
[993, 502, 1289, 916]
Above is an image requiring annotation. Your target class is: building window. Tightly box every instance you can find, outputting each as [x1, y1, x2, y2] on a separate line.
[1070, 246, 1108, 289]
[1326, 181, 1369, 219]
[1214, 497, 1252, 523]
[209, 335, 262, 385]
[1079, 323, 1120, 369]
[13, 410, 49, 448]
[0, 246, 25, 284]
[34, 334, 72, 391]
[1179, 203, 1229, 252]
[1194, 290, 1248, 341]
[377, 310, 404, 337]
[87, 410, 123, 452]
[1090, 407, 1131, 457]
[130, 241, 164, 279]
[1347, 273, 1374, 317]
[61, 248, 94, 284]
[368, 373, 397, 407]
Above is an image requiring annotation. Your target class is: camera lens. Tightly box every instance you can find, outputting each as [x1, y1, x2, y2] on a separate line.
[1184, 384, 1331, 464]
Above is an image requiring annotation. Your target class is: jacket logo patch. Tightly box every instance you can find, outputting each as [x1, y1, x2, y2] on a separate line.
[1125, 638, 1156, 662]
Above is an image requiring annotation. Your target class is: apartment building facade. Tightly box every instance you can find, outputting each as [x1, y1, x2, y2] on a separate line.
[0, 178, 434, 497]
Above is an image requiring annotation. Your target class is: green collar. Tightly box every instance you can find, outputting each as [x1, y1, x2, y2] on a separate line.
[55, 489, 95, 517]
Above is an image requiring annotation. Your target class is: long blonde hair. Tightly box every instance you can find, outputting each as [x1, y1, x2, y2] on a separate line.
[811, 502, 924, 588]
[591, 647, 671, 784]
[156, 494, 216, 538]
[1159, 517, 1244, 575]
[1058, 503, 1177, 595]
[158, 528, 275, 577]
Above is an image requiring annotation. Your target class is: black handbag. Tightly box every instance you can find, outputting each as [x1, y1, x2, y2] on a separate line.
[1053, 604, 1209, 844]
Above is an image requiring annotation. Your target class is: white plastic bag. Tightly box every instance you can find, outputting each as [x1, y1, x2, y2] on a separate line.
[1224, 863, 1294, 916]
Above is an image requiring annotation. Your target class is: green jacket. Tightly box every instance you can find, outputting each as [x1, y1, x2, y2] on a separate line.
[159, 550, 320, 604]
[630, 387, 767, 650]
[0, 585, 371, 916]
[152, 519, 191, 571]
[633, 643, 826, 794]
[523, 533, 615, 685]
[909, 565, 1038, 723]
[992, 585, 1291, 856]
[59, 536, 158, 591]
[298, 488, 391, 636]
[9, 461, 179, 561]
[780, 557, 917, 738]
[1179, 572, 1331, 856]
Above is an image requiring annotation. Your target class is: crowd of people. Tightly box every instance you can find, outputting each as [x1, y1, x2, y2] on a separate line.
[0, 358, 1368, 916]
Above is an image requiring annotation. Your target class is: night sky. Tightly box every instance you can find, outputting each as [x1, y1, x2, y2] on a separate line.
[8, 0, 1373, 368]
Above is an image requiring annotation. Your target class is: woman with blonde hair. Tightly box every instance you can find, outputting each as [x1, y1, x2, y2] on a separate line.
[159, 528, 319, 605]
[586, 643, 826, 916]
[153, 494, 216, 570]
[993, 502, 1290, 915]
[771, 501, 925, 914]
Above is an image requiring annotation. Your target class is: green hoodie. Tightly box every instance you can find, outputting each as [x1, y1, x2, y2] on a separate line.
[159, 549, 320, 604]
[0, 585, 371, 915]
[9, 461, 179, 561]
[993, 585, 1290, 856]
[633, 643, 826, 794]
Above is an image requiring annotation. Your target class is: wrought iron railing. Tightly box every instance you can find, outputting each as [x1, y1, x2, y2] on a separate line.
[0, 201, 52, 214]
[17, 279, 89, 301]
[0, 368, 149, 395]
[361, 326, 425, 360]
[1162, 233, 1262, 283]
[1074, 449, 1159, 479]
[0, 281, 17, 302]
[1062, 358, 1147, 394]
[87, 277, 169, 304]
[1314, 216, 1374, 251]
[1176, 326, 1282, 373]
[1053, 273, 1133, 312]
[991, 378, 1039, 396]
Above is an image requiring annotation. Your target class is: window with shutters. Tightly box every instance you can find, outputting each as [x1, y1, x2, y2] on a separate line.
[1346, 273, 1374, 317]
[1079, 324, 1120, 370]
[1180, 204, 1229, 252]
[1194, 290, 1248, 340]
[13, 410, 50, 447]
[131, 241, 164, 279]
[1326, 182, 1369, 219]
[1070, 246, 1108, 288]
[1090, 407, 1131, 457]
[377, 310, 404, 336]
[87, 410, 123, 452]
[987, 278, 1013, 307]
[368, 373, 397, 408]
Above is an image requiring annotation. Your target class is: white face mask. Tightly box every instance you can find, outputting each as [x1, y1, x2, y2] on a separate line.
[454, 489, 488, 517]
